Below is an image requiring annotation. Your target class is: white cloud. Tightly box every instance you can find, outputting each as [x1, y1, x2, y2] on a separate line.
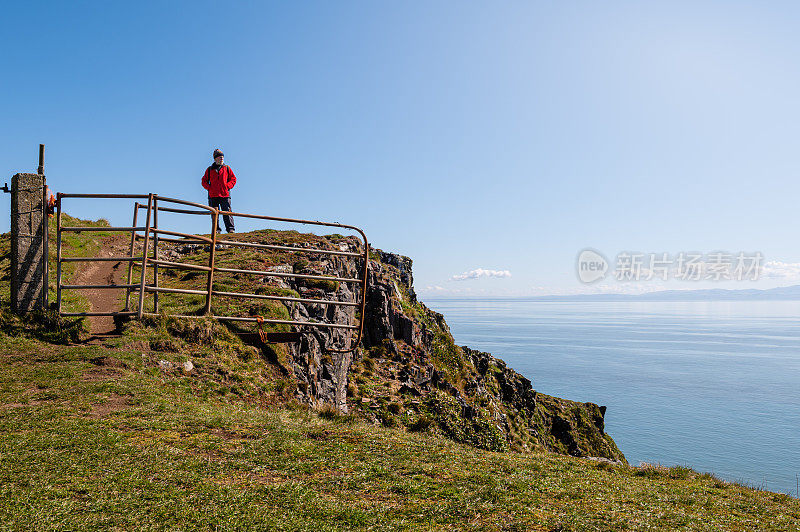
[761, 261, 800, 280]
[450, 268, 512, 281]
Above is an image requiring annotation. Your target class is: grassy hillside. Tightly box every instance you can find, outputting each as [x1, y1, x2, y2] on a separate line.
[2, 218, 799, 529]
[2, 331, 800, 530]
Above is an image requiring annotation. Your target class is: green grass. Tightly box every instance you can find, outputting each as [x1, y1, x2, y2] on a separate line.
[1, 334, 799, 530]
[2, 214, 799, 529]
[0, 213, 109, 321]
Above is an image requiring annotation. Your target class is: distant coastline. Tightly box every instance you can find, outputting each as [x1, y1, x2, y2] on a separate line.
[425, 284, 800, 302]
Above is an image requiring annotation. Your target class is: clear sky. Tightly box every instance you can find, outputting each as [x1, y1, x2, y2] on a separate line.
[4, 1, 800, 296]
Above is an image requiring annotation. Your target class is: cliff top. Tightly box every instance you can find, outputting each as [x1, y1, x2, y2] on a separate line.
[0, 326, 797, 529]
[1, 218, 798, 528]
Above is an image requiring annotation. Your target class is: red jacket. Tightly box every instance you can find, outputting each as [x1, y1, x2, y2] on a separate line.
[202, 164, 237, 198]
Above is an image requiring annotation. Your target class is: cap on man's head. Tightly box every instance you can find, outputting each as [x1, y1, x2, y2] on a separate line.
[213, 148, 224, 159]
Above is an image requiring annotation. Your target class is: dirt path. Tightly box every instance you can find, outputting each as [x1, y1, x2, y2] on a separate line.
[72, 235, 131, 335]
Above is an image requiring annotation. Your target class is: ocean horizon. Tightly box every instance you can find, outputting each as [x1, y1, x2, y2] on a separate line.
[425, 297, 800, 496]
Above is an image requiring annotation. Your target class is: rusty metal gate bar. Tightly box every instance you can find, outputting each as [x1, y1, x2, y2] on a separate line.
[136, 195, 369, 353]
[212, 205, 369, 353]
[124, 202, 139, 310]
[56, 193, 150, 318]
[56, 193, 369, 353]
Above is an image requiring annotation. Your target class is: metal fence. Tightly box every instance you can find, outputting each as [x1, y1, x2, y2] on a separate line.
[55, 193, 369, 353]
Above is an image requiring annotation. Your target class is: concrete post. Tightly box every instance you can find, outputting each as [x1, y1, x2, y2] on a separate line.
[10, 173, 48, 314]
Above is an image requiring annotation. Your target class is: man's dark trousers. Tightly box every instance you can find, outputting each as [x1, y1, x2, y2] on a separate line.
[209, 197, 235, 232]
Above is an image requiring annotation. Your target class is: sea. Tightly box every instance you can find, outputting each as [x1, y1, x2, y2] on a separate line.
[425, 298, 800, 496]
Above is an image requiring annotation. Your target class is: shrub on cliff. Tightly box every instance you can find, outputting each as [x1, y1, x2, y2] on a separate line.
[427, 391, 508, 452]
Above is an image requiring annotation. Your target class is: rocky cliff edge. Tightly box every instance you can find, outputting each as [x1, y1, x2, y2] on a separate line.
[286, 245, 625, 462]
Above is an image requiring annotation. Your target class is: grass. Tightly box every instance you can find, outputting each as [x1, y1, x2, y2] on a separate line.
[1, 334, 799, 530]
[3, 214, 799, 529]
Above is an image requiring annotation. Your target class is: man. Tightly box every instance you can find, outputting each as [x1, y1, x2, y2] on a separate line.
[201, 148, 237, 233]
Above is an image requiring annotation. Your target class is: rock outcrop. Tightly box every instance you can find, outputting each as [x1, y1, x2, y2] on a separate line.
[284, 242, 625, 462]
[161, 235, 624, 461]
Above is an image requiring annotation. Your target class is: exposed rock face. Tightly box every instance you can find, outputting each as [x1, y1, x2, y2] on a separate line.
[166, 236, 361, 414]
[363, 252, 426, 349]
[281, 241, 360, 413]
[284, 242, 626, 462]
[165, 236, 624, 461]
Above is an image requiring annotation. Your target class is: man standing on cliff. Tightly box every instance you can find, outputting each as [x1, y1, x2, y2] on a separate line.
[201, 148, 237, 233]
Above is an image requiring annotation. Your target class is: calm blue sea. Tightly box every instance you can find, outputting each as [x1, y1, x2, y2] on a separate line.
[425, 298, 800, 496]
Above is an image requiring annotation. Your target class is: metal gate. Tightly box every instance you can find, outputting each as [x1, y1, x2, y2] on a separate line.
[55, 193, 369, 353]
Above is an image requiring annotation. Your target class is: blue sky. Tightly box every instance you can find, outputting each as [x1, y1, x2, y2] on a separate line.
[4, 1, 800, 296]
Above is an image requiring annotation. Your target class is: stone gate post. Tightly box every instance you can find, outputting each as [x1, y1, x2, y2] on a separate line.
[10, 172, 48, 313]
